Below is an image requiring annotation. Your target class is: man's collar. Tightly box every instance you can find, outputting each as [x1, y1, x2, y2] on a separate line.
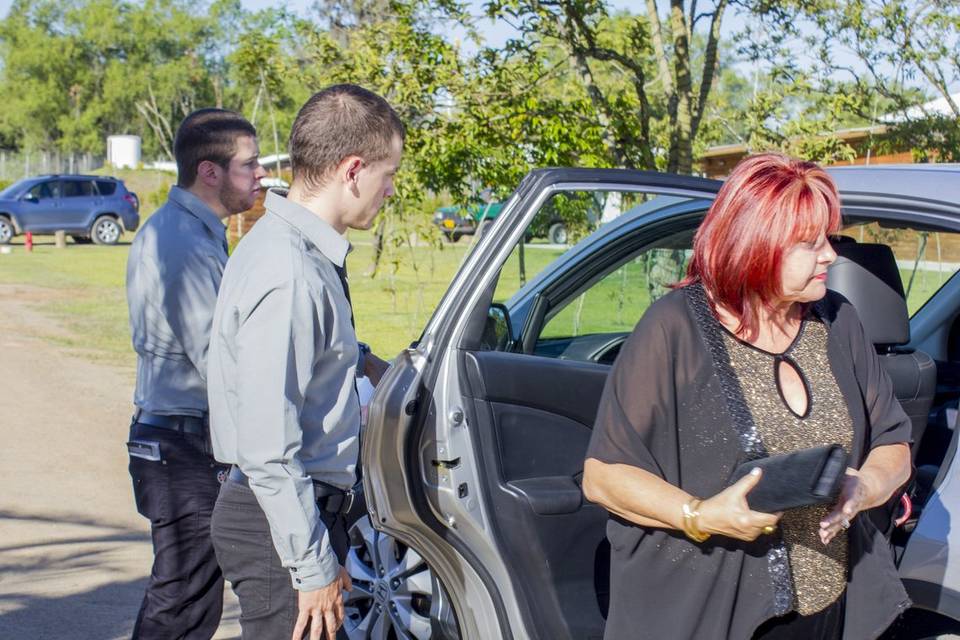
[168, 186, 226, 240]
[264, 189, 350, 267]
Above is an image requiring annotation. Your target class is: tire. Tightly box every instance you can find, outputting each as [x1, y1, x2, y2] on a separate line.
[444, 231, 461, 243]
[0, 216, 13, 245]
[548, 222, 568, 245]
[71, 235, 93, 245]
[91, 215, 122, 245]
[343, 516, 458, 639]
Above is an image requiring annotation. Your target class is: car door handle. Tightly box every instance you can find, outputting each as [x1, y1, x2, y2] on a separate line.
[507, 476, 585, 515]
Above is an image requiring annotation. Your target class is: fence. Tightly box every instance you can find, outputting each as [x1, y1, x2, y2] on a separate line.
[0, 151, 105, 184]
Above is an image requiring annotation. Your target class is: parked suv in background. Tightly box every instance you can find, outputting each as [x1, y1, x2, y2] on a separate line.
[0, 174, 139, 245]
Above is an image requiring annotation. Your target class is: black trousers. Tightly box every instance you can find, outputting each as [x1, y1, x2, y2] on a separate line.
[128, 422, 230, 640]
[752, 594, 846, 640]
[210, 479, 350, 640]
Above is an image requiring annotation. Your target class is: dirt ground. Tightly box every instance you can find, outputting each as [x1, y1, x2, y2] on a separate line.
[0, 283, 240, 639]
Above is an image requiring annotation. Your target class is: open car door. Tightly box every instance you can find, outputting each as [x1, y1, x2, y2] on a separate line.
[363, 168, 721, 639]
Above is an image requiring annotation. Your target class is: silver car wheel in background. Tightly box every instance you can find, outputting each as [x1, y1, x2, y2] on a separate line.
[93, 217, 121, 245]
[0, 218, 12, 244]
[343, 516, 434, 640]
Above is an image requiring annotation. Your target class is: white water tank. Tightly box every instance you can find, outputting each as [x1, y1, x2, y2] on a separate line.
[107, 135, 141, 169]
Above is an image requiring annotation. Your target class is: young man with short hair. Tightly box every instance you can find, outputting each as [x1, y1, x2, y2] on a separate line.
[126, 108, 266, 639]
[208, 84, 399, 640]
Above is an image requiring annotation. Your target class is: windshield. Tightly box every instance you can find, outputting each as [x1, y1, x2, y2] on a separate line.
[0, 180, 28, 199]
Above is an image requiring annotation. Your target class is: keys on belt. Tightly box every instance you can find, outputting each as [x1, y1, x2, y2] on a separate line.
[228, 466, 358, 515]
[133, 409, 208, 436]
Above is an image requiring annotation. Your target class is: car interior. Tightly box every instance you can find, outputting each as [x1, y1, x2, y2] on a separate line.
[454, 192, 960, 638]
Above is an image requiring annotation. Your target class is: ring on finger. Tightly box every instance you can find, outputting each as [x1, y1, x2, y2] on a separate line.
[762, 524, 776, 535]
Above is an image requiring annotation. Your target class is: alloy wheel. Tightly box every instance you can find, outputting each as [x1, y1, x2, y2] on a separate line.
[94, 218, 120, 244]
[0, 218, 12, 244]
[343, 516, 434, 640]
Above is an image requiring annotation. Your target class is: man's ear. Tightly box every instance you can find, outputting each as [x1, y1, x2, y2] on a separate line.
[343, 156, 364, 184]
[196, 160, 221, 188]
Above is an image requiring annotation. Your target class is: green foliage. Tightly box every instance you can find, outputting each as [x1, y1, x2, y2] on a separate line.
[0, 0, 234, 158]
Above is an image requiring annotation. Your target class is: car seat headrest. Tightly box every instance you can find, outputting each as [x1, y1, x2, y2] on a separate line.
[826, 241, 910, 346]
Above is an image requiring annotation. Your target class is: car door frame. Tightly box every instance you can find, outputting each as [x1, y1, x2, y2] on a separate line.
[363, 168, 723, 639]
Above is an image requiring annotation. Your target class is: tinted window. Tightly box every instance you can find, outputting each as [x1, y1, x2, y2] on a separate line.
[62, 180, 95, 197]
[27, 181, 60, 200]
[95, 180, 117, 196]
[841, 222, 960, 316]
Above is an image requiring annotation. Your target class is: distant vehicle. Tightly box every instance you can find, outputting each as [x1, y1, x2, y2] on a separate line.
[0, 174, 139, 245]
[432, 201, 506, 243]
[432, 189, 613, 245]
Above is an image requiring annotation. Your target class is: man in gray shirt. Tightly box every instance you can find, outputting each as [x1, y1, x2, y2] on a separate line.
[126, 109, 265, 639]
[208, 84, 399, 640]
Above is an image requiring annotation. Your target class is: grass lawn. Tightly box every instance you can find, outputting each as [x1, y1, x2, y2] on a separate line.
[0, 229, 481, 367]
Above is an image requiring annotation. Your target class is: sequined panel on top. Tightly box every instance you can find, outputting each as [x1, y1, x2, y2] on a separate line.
[721, 318, 854, 616]
[683, 284, 793, 616]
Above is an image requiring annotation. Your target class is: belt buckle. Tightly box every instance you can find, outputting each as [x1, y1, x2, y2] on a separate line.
[341, 488, 356, 514]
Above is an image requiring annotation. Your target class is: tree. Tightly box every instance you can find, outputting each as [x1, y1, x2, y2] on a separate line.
[0, 0, 232, 158]
[483, 0, 731, 173]
[745, 0, 960, 162]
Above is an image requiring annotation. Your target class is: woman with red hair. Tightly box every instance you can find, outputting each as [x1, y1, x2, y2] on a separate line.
[583, 153, 912, 639]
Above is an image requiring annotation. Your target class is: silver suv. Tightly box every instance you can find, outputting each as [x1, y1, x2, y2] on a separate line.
[355, 165, 960, 640]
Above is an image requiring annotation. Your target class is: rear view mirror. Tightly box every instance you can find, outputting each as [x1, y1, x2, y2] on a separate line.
[482, 303, 513, 351]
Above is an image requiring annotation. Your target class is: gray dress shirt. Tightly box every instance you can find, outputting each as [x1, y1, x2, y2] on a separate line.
[208, 190, 360, 591]
[127, 187, 228, 416]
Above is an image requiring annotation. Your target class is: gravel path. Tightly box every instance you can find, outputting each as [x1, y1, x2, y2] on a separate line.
[0, 283, 240, 639]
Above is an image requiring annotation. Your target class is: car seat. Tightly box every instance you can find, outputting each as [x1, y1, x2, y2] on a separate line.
[826, 239, 936, 463]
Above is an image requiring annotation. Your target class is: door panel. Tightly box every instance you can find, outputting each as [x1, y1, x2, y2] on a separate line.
[463, 350, 609, 639]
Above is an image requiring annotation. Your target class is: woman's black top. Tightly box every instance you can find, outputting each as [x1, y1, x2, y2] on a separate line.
[586, 283, 912, 640]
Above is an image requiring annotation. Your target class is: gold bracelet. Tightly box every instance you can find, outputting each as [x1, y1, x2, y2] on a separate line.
[682, 498, 711, 542]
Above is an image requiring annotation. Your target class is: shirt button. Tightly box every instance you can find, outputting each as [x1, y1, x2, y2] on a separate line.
[295, 578, 302, 584]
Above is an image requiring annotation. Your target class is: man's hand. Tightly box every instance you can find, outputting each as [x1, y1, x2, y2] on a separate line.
[292, 566, 353, 640]
[363, 352, 390, 386]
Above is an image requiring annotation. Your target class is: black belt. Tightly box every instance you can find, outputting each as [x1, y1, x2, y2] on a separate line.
[228, 466, 358, 515]
[133, 409, 207, 436]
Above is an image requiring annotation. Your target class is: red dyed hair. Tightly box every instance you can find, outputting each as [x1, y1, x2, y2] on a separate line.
[682, 153, 842, 336]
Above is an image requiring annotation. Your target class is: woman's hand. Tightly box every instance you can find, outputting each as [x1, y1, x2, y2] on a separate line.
[819, 470, 867, 544]
[698, 468, 782, 541]
[819, 444, 911, 545]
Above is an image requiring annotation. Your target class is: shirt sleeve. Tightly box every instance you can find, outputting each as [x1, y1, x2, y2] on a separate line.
[586, 300, 677, 478]
[161, 248, 223, 379]
[234, 278, 340, 591]
[837, 297, 913, 451]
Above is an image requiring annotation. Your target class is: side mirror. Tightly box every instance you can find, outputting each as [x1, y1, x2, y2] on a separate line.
[22, 194, 37, 203]
[482, 303, 514, 351]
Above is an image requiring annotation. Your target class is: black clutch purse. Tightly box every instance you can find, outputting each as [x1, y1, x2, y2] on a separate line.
[729, 444, 849, 513]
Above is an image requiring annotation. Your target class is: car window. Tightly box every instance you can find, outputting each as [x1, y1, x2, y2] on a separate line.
[26, 181, 60, 200]
[840, 222, 960, 316]
[486, 189, 708, 362]
[95, 180, 117, 196]
[537, 233, 694, 351]
[62, 180, 95, 198]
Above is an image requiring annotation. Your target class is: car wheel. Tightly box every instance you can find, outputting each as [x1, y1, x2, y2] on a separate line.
[343, 516, 445, 640]
[0, 217, 13, 244]
[71, 235, 93, 245]
[91, 216, 121, 245]
[444, 232, 461, 243]
[548, 222, 568, 245]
